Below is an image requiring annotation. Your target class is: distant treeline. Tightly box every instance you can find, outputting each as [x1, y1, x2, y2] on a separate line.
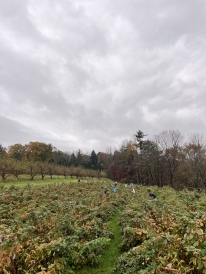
[1, 129, 206, 190]
[0, 142, 102, 181]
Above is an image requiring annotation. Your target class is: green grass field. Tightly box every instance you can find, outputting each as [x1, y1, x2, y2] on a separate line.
[0, 176, 113, 188]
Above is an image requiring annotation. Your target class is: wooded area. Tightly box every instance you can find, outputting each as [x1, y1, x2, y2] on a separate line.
[1, 129, 206, 190]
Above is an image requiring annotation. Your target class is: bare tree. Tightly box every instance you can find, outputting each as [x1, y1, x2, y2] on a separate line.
[154, 130, 184, 187]
[184, 133, 206, 189]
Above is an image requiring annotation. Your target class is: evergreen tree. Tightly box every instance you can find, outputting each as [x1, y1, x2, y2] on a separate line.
[76, 149, 84, 166]
[134, 130, 147, 151]
[90, 150, 98, 169]
[70, 153, 76, 166]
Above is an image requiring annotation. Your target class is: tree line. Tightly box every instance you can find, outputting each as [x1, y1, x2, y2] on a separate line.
[0, 142, 102, 181]
[1, 130, 206, 190]
[108, 130, 206, 190]
[0, 142, 100, 168]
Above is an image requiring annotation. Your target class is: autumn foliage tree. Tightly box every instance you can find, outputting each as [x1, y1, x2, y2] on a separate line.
[7, 144, 27, 161]
[26, 142, 53, 162]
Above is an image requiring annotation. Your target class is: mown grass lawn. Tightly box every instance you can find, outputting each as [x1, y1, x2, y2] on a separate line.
[0, 176, 113, 187]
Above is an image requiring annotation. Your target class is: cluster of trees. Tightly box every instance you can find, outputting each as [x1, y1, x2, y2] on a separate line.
[1, 130, 206, 190]
[0, 142, 102, 168]
[108, 130, 206, 190]
[0, 142, 104, 181]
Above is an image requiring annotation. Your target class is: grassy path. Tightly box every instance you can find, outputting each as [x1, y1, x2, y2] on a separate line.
[0, 177, 112, 188]
[75, 211, 122, 274]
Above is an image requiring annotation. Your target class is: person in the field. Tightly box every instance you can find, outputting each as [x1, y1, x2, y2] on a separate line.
[148, 190, 157, 201]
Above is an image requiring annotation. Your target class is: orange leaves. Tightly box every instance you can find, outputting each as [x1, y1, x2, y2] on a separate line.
[197, 219, 204, 227]
[11, 244, 23, 255]
[75, 214, 81, 219]
[26, 142, 53, 162]
[90, 201, 95, 207]
[194, 229, 204, 236]
[134, 228, 148, 237]
[85, 225, 92, 232]
[160, 266, 184, 274]
[197, 217, 206, 228]
[25, 241, 30, 247]
[21, 213, 30, 221]
[0, 250, 10, 267]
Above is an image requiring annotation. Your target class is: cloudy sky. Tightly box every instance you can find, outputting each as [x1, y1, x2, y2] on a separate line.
[1, 0, 206, 153]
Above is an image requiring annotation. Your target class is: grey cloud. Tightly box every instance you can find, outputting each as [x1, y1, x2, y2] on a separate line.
[1, 0, 206, 153]
[0, 1, 46, 44]
[107, 0, 206, 46]
[0, 115, 40, 146]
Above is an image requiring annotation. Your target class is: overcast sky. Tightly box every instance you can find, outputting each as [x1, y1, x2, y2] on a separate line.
[1, 0, 206, 154]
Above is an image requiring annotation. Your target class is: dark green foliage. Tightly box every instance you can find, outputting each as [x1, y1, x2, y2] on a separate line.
[90, 150, 98, 169]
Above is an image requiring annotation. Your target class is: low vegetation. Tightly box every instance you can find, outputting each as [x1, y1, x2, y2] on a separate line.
[0, 180, 205, 273]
